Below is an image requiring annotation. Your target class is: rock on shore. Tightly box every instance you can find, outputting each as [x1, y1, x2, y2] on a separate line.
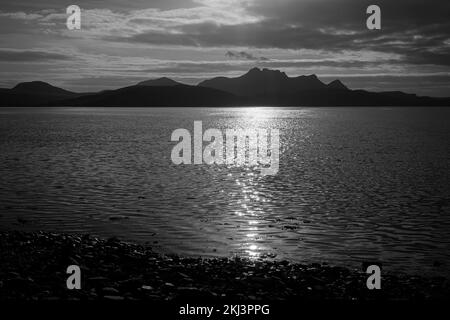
[0, 230, 449, 301]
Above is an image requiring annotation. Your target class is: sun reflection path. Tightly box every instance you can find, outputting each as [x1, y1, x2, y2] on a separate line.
[241, 107, 278, 120]
[226, 107, 281, 260]
[231, 175, 271, 260]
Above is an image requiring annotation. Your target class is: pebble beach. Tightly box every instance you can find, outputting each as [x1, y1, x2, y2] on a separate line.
[1, 230, 449, 301]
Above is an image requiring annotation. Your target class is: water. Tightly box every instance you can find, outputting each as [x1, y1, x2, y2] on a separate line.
[1, 107, 449, 276]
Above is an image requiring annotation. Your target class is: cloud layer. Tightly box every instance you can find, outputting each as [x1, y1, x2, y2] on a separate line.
[0, 0, 448, 96]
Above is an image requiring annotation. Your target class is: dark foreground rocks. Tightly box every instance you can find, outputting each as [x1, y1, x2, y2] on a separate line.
[0, 231, 449, 301]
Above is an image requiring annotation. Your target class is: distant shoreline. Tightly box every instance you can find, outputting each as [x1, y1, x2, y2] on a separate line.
[2, 105, 450, 108]
[1, 230, 449, 301]
[2, 69, 450, 107]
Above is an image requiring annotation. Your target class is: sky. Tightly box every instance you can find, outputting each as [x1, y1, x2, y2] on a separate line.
[0, 0, 449, 96]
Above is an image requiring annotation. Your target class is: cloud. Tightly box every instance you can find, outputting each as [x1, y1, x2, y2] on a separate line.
[0, 0, 448, 96]
[109, 18, 450, 67]
[0, 49, 72, 62]
[0, 0, 199, 12]
[3, 0, 450, 68]
[92, 0, 450, 68]
[0, 11, 44, 20]
[129, 57, 411, 76]
[226, 50, 269, 61]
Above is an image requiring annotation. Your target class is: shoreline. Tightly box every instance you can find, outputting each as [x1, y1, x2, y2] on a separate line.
[1, 230, 449, 301]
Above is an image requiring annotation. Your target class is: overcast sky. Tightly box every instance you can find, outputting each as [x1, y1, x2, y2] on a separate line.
[0, 0, 449, 96]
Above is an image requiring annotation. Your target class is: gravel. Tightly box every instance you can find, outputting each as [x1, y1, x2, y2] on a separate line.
[1, 230, 449, 301]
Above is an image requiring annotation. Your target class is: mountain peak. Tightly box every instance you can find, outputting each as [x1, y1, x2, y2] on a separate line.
[13, 81, 55, 90]
[248, 67, 261, 73]
[327, 79, 348, 90]
[242, 67, 288, 80]
[290, 73, 326, 90]
[199, 68, 328, 97]
[242, 67, 262, 78]
[12, 81, 74, 95]
[137, 77, 182, 87]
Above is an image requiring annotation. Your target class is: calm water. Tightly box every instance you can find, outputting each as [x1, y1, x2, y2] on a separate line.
[1, 107, 449, 276]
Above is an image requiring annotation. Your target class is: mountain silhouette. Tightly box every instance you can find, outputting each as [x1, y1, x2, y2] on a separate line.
[199, 68, 291, 97]
[56, 84, 238, 107]
[137, 77, 184, 87]
[327, 80, 348, 91]
[198, 68, 332, 97]
[0, 81, 84, 107]
[12, 81, 75, 96]
[198, 68, 449, 106]
[1, 69, 449, 107]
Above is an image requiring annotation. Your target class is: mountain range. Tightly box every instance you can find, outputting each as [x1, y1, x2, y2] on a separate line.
[1, 68, 449, 107]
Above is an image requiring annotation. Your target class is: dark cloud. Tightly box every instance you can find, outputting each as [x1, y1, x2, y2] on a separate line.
[105, 0, 450, 68]
[246, 0, 450, 67]
[142, 61, 242, 74]
[140, 58, 402, 75]
[0, 0, 197, 12]
[226, 51, 269, 61]
[0, 49, 72, 62]
[248, 0, 449, 31]
[112, 17, 450, 66]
